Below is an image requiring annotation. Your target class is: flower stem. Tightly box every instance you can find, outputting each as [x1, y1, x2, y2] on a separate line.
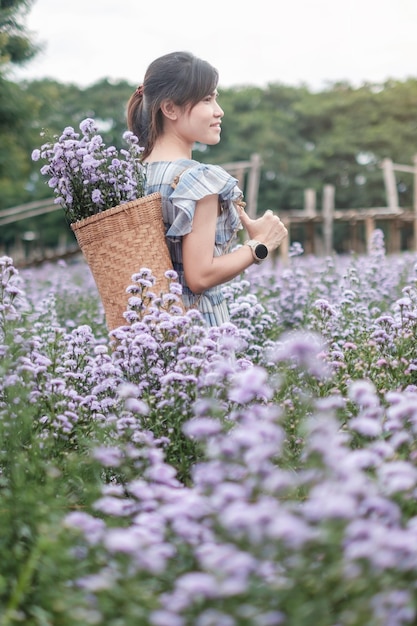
[1, 537, 42, 626]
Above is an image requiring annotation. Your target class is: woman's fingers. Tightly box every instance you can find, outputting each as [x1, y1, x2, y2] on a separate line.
[238, 205, 288, 250]
[237, 205, 253, 229]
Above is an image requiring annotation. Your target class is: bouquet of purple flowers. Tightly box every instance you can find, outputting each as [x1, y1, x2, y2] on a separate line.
[32, 117, 146, 224]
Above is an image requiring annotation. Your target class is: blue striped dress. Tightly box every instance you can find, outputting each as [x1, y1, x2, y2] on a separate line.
[144, 159, 243, 326]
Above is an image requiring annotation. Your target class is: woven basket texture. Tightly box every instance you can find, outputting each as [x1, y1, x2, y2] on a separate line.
[70, 193, 174, 330]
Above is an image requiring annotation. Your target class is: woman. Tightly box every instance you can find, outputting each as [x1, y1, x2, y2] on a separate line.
[127, 51, 287, 326]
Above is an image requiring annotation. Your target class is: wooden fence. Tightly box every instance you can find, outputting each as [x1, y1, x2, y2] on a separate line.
[2, 153, 417, 267]
[279, 155, 417, 259]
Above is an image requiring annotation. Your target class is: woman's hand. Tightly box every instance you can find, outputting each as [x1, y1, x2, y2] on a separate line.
[237, 205, 288, 251]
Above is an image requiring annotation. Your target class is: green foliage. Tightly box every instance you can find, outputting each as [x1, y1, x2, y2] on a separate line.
[0, 1, 39, 215]
[12, 76, 417, 220]
[0, 0, 39, 70]
[2, 28, 417, 252]
[0, 261, 105, 623]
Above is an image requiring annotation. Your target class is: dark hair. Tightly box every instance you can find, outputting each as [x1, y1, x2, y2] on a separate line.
[127, 51, 219, 160]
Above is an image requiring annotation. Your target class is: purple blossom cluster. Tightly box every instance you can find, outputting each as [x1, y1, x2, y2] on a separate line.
[31, 118, 146, 223]
[3, 229, 417, 624]
[64, 382, 417, 625]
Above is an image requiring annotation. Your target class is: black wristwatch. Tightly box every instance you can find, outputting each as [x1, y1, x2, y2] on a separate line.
[245, 240, 268, 264]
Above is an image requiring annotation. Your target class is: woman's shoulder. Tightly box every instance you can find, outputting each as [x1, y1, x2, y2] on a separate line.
[145, 158, 197, 176]
[184, 161, 231, 177]
[146, 158, 240, 198]
[176, 162, 238, 191]
[146, 159, 230, 176]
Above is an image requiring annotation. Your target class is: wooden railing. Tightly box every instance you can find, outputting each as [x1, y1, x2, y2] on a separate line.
[279, 156, 417, 258]
[3, 154, 417, 266]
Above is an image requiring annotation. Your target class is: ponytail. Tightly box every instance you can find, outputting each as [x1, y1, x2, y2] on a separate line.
[127, 85, 150, 157]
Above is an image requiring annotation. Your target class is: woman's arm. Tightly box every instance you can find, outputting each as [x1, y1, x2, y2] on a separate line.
[182, 194, 253, 293]
[182, 194, 287, 294]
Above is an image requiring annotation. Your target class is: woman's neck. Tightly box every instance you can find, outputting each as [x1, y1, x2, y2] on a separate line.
[147, 136, 193, 163]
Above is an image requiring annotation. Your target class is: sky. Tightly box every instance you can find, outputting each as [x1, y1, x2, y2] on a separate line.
[11, 0, 417, 91]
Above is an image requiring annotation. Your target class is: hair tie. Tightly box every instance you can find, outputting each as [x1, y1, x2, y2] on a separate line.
[135, 84, 144, 96]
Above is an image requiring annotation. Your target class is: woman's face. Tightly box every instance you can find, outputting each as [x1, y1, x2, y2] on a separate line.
[176, 91, 224, 146]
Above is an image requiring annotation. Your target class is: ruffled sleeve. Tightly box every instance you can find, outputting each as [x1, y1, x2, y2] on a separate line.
[166, 163, 243, 243]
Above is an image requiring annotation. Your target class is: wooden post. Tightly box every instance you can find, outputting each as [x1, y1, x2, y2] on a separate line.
[234, 167, 245, 190]
[303, 189, 317, 254]
[413, 154, 417, 252]
[392, 218, 402, 253]
[246, 153, 262, 218]
[365, 216, 375, 253]
[304, 188, 316, 216]
[304, 223, 315, 254]
[322, 185, 335, 256]
[279, 220, 290, 264]
[381, 158, 399, 210]
[348, 220, 358, 253]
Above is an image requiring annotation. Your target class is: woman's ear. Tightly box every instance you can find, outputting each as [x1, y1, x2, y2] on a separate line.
[160, 99, 178, 120]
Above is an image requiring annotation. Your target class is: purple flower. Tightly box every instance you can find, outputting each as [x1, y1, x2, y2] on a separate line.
[302, 485, 359, 522]
[228, 366, 272, 404]
[348, 380, 379, 407]
[377, 461, 417, 495]
[76, 570, 115, 592]
[63, 512, 105, 545]
[103, 528, 143, 554]
[150, 611, 185, 626]
[371, 589, 415, 626]
[183, 418, 223, 439]
[270, 330, 330, 378]
[124, 396, 148, 414]
[92, 446, 123, 467]
[175, 572, 219, 597]
[349, 416, 382, 438]
[145, 463, 180, 487]
[80, 118, 97, 134]
[195, 610, 236, 626]
[196, 542, 256, 578]
[91, 188, 102, 204]
[93, 496, 136, 517]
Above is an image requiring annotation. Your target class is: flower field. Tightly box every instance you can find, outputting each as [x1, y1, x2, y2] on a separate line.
[2, 230, 417, 625]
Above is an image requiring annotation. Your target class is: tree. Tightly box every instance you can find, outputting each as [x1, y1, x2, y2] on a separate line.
[0, 0, 39, 73]
[2, 41, 417, 252]
[0, 0, 41, 213]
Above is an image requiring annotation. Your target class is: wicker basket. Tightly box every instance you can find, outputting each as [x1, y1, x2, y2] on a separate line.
[70, 193, 175, 330]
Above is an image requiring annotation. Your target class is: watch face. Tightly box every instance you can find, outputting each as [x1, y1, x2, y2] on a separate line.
[255, 244, 268, 260]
